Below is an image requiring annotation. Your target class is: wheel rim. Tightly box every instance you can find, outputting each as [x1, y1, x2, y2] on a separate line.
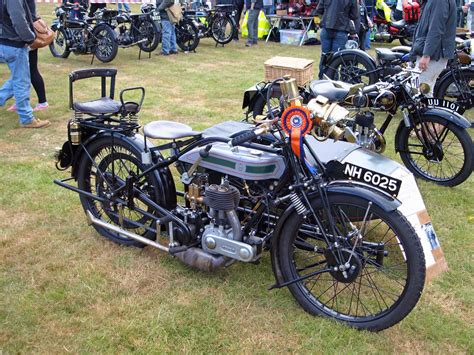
[212, 17, 232, 42]
[177, 23, 197, 50]
[139, 21, 156, 49]
[403, 120, 466, 182]
[85, 145, 156, 241]
[289, 202, 409, 322]
[96, 29, 114, 60]
[54, 31, 67, 55]
[330, 59, 372, 85]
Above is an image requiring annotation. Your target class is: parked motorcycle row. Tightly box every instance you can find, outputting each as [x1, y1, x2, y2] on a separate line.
[49, 3, 237, 63]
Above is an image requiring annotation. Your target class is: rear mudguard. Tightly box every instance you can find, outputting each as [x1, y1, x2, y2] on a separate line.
[394, 107, 471, 152]
[270, 182, 401, 286]
[70, 131, 177, 208]
[242, 82, 280, 111]
[328, 48, 378, 71]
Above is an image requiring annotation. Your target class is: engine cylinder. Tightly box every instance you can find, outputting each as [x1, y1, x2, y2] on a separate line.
[204, 184, 240, 211]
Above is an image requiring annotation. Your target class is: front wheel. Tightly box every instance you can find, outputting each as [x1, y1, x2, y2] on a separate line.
[325, 53, 379, 85]
[77, 136, 164, 247]
[397, 115, 473, 186]
[49, 28, 71, 58]
[92, 25, 119, 63]
[277, 193, 425, 331]
[210, 14, 235, 45]
[137, 19, 160, 53]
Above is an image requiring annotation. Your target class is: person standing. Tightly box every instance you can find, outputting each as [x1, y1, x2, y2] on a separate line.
[316, 0, 359, 78]
[0, 0, 50, 128]
[263, 0, 274, 15]
[357, 0, 372, 50]
[410, 0, 457, 96]
[233, 0, 245, 40]
[157, 0, 178, 55]
[118, 1, 131, 13]
[245, 0, 263, 46]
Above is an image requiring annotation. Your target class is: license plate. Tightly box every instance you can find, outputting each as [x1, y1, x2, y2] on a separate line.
[422, 98, 462, 114]
[343, 163, 402, 197]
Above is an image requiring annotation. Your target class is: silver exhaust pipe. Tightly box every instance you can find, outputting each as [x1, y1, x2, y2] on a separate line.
[86, 211, 169, 252]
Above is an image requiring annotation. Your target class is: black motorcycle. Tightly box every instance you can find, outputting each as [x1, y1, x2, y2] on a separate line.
[183, 4, 237, 45]
[54, 69, 426, 331]
[245, 69, 473, 187]
[50, 4, 119, 63]
[95, 9, 160, 53]
[141, 3, 200, 52]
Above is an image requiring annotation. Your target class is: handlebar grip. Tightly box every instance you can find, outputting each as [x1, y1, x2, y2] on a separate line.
[230, 130, 257, 147]
[362, 84, 379, 94]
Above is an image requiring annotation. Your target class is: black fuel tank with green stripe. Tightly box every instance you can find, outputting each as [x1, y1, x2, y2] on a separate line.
[178, 142, 286, 181]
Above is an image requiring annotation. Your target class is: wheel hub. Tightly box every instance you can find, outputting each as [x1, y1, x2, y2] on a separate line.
[328, 249, 362, 283]
[423, 142, 444, 162]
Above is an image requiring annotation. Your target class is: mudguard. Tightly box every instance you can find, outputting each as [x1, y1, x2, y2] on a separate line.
[328, 48, 377, 70]
[71, 131, 177, 208]
[394, 107, 471, 152]
[433, 67, 474, 103]
[242, 82, 280, 111]
[51, 20, 60, 31]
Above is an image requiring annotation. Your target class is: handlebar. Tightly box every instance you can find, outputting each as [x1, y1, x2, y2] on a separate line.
[229, 125, 270, 147]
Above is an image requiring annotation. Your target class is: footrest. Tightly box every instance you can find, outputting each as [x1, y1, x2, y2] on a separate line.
[144, 121, 201, 139]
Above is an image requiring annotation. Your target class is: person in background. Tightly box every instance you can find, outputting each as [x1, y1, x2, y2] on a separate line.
[157, 0, 178, 55]
[365, 0, 375, 48]
[89, 2, 106, 17]
[463, 0, 474, 31]
[456, 0, 466, 27]
[118, 1, 131, 13]
[263, 0, 274, 15]
[316, 0, 359, 78]
[245, 0, 263, 46]
[357, 0, 372, 50]
[233, 0, 245, 41]
[410, 0, 457, 96]
[0, 0, 50, 128]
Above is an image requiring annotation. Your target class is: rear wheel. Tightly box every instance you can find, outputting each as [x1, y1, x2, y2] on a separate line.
[434, 69, 474, 115]
[325, 53, 379, 85]
[211, 14, 235, 45]
[137, 19, 160, 52]
[277, 193, 425, 331]
[397, 115, 473, 186]
[49, 28, 71, 58]
[77, 136, 163, 247]
[176, 19, 200, 52]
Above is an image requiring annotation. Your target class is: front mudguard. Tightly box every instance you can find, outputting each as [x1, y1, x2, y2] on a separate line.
[394, 107, 471, 152]
[270, 182, 401, 286]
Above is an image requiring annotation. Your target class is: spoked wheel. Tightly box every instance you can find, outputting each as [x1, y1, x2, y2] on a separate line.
[176, 19, 200, 52]
[277, 194, 425, 331]
[211, 14, 235, 45]
[434, 69, 474, 115]
[92, 25, 118, 63]
[397, 115, 473, 186]
[325, 53, 378, 85]
[137, 19, 160, 53]
[77, 137, 162, 247]
[49, 28, 70, 58]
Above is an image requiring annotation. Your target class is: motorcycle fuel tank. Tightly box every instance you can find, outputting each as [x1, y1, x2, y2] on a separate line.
[179, 142, 286, 181]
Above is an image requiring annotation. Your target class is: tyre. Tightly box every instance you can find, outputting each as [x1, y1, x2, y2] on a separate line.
[92, 25, 119, 63]
[211, 14, 235, 45]
[137, 19, 160, 53]
[397, 115, 473, 186]
[251, 92, 281, 119]
[325, 53, 379, 85]
[434, 69, 474, 115]
[277, 193, 425, 331]
[77, 136, 164, 247]
[49, 28, 71, 59]
[176, 19, 200, 52]
[399, 35, 412, 46]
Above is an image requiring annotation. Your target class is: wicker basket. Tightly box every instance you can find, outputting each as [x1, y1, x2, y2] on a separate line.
[264, 56, 314, 86]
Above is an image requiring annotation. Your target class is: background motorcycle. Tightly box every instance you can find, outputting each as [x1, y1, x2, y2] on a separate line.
[244, 70, 473, 186]
[54, 69, 426, 332]
[372, 0, 417, 46]
[141, 3, 201, 52]
[95, 8, 160, 53]
[50, 4, 119, 63]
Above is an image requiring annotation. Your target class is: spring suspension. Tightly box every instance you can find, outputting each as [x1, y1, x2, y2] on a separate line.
[290, 192, 308, 216]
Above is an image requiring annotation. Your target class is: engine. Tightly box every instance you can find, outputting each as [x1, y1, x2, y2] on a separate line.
[174, 177, 260, 272]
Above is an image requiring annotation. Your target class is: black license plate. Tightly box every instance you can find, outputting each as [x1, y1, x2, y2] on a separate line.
[422, 98, 462, 114]
[343, 163, 402, 197]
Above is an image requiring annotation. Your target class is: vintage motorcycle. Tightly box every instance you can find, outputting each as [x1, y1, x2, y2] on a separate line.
[50, 4, 119, 63]
[54, 69, 426, 331]
[140, 3, 201, 52]
[372, 0, 417, 46]
[95, 9, 160, 53]
[244, 69, 473, 186]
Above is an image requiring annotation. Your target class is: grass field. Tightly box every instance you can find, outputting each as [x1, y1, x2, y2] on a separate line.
[1, 4, 473, 353]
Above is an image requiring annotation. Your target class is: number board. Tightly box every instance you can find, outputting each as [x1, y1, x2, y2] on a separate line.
[343, 163, 402, 197]
[421, 98, 462, 114]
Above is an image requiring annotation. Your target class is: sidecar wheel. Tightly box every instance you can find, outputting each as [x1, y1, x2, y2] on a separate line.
[277, 194, 425, 331]
[77, 137, 162, 247]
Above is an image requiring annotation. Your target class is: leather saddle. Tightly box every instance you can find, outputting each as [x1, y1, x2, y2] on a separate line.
[73, 97, 123, 115]
[309, 80, 352, 102]
[144, 121, 201, 140]
[376, 47, 405, 62]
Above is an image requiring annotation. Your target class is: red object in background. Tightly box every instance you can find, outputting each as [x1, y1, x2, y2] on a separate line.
[402, 0, 420, 22]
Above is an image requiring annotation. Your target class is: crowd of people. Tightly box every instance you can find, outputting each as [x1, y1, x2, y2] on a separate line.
[0, 0, 468, 128]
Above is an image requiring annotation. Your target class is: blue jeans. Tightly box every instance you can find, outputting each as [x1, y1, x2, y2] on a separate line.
[161, 20, 177, 54]
[0, 45, 34, 125]
[118, 3, 130, 12]
[319, 28, 348, 78]
[247, 9, 259, 43]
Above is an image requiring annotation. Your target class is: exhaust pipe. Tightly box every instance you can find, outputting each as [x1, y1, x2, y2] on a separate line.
[86, 211, 169, 252]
